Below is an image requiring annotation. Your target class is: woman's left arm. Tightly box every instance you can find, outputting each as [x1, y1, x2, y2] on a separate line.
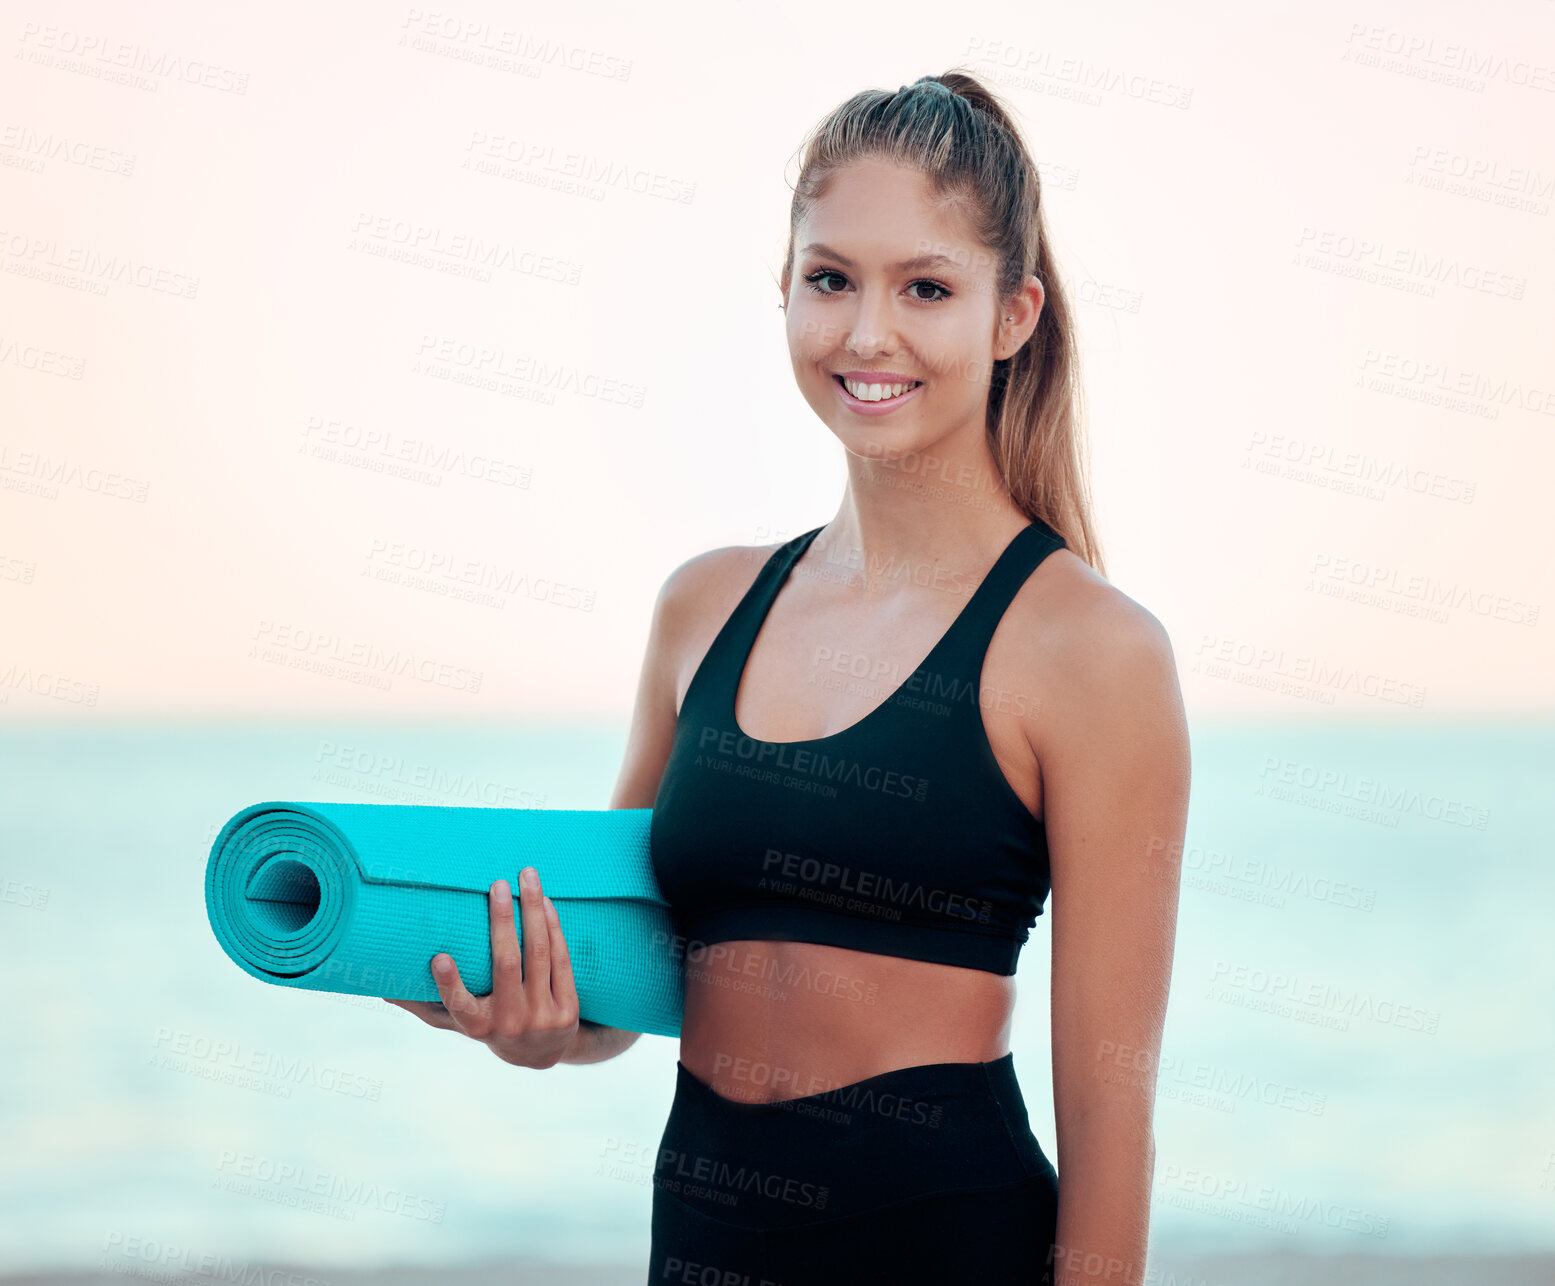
[1037, 592, 1191, 1286]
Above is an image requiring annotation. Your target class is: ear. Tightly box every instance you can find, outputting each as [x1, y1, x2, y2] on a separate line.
[997, 274, 1045, 360]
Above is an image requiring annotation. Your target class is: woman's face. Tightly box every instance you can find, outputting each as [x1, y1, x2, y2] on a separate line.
[785, 157, 1023, 460]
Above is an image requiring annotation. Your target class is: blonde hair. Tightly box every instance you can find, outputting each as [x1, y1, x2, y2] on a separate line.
[780, 68, 1106, 575]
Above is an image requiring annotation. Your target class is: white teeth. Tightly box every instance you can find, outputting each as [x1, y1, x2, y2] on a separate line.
[842, 378, 919, 402]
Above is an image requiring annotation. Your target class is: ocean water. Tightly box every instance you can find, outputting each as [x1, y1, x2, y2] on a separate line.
[1, 719, 1552, 1277]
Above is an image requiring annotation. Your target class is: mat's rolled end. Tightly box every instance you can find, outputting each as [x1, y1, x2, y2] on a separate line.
[205, 802, 358, 985]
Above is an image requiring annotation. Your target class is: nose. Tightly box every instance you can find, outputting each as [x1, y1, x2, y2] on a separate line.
[845, 292, 894, 356]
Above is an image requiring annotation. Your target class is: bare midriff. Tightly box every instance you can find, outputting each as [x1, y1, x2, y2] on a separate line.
[676, 939, 1016, 1104]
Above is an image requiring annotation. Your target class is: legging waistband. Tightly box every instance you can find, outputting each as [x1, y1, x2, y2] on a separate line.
[656, 1051, 1051, 1228]
[675, 1050, 1023, 1118]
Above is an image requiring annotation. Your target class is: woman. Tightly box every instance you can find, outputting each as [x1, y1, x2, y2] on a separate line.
[389, 70, 1189, 1285]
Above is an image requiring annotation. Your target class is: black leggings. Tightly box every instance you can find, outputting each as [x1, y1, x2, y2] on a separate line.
[647, 1052, 1059, 1284]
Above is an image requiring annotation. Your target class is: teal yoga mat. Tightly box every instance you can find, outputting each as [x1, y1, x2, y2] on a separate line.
[205, 801, 684, 1038]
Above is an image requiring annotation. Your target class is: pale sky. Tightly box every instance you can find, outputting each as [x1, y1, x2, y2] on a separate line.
[3, 0, 1551, 721]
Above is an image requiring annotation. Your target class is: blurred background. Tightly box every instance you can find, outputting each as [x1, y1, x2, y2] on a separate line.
[3, 0, 1552, 1282]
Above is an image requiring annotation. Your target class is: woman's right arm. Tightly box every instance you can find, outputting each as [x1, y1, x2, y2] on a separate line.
[556, 560, 695, 1063]
[386, 551, 708, 1068]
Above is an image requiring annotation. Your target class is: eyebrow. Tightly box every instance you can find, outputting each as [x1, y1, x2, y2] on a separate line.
[800, 242, 964, 274]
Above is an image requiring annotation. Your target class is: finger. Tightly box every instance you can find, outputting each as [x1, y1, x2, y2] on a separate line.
[543, 894, 579, 1017]
[385, 997, 458, 1030]
[487, 878, 527, 1034]
[429, 951, 488, 1039]
[517, 865, 553, 1005]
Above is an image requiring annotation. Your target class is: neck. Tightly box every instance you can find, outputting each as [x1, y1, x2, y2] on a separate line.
[815, 497, 1031, 602]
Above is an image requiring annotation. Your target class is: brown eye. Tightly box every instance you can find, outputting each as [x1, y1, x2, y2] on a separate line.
[909, 280, 951, 302]
[804, 270, 848, 294]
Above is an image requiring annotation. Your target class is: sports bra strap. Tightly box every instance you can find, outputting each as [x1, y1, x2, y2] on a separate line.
[691, 519, 1065, 726]
[925, 519, 1066, 681]
[682, 531, 819, 712]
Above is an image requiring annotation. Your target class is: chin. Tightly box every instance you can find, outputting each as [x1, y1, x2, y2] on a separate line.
[837, 424, 930, 463]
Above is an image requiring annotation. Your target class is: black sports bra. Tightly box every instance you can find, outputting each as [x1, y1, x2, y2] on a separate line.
[650, 520, 1065, 976]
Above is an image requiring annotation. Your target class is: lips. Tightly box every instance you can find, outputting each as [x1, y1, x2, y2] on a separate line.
[831, 374, 927, 416]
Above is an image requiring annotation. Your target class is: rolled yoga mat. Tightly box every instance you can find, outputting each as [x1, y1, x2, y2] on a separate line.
[205, 801, 684, 1038]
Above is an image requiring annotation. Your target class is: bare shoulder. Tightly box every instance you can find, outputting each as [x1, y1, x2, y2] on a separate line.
[1043, 551, 1177, 679]
[1008, 547, 1185, 756]
[655, 533, 793, 710]
[657, 534, 788, 630]
[611, 532, 795, 807]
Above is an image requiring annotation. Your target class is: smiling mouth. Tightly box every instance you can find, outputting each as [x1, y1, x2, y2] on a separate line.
[833, 375, 923, 403]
